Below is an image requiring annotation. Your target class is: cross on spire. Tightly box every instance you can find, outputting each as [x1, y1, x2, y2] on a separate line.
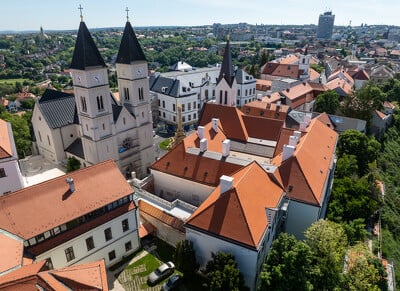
[78, 4, 84, 21]
[125, 7, 130, 22]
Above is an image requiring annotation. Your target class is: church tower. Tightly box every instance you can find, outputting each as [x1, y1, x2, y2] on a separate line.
[215, 38, 237, 107]
[116, 14, 154, 177]
[70, 17, 117, 165]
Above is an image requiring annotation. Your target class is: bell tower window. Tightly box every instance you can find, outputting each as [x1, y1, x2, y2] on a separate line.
[124, 88, 130, 100]
[80, 96, 87, 112]
[97, 96, 104, 111]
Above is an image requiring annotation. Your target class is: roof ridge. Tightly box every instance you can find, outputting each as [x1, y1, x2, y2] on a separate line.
[0, 160, 115, 200]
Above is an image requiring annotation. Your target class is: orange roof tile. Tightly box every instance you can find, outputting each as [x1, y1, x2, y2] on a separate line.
[199, 103, 248, 141]
[242, 115, 283, 141]
[261, 92, 282, 103]
[49, 260, 108, 290]
[280, 82, 314, 101]
[375, 110, 387, 120]
[0, 233, 23, 275]
[139, 200, 185, 231]
[242, 100, 289, 120]
[186, 162, 284, 248]
[0, 119, 13, 159]
[326, 78, 353, 96]
[273, 119, 337, 205]
[316, 112, 334, 128]
[328, 69, 355, 86]
[271, 63, 300, 79]
[274, 128, 306, 157]
[0, 260, 109, 290]
[0, 160, 134, 240]
[384, 101, 395, 109]
[279, 55, 299, 64]
[309, 68, 320, 80]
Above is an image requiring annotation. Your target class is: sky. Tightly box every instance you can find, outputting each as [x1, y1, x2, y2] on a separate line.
[2, 0, 400, 31]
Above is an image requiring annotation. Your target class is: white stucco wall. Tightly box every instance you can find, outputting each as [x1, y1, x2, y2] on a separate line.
[35, 209, 139, 269]
[284, 200, 320, 239]
[186, 228, 259, 291]
[0, 159, 23, 195]
[151, 170, 214, 206]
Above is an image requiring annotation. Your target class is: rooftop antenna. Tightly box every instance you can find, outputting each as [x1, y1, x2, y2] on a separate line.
[125, 7, 130, 22]
[78, 4, 83, 22]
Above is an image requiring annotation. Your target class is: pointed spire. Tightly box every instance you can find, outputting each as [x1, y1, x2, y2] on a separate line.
[116, 19, 146, 64]
[70, 21, 106, 70]
[218, 36, 235, 87]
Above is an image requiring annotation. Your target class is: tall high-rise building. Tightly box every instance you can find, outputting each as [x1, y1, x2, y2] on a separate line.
[317, 11, 335, 39]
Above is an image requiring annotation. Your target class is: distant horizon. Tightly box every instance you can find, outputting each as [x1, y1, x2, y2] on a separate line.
[2, 0, 400, 31]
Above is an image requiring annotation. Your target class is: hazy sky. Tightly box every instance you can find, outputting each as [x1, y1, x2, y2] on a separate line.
[2, 0, 400, 31]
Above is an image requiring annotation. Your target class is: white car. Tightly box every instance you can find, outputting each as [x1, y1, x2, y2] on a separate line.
[147, 261, 175, 286]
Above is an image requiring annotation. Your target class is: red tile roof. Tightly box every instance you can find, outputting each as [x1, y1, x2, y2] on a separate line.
[0, 119, 13, 159]
[150, 129, 243, 186]
[273, 119, 338, 205]
[0, 260, 108, 290]
[242, 115, 283, 141]
[0, 160, 134, 240]
[139, 200, 185, 231]
[242, 100, 289, 120]
[186, 162, 284, 248]
[326, 78, 353, 96]
[199, 103, 248, 141]
[0, 233, 23, 275]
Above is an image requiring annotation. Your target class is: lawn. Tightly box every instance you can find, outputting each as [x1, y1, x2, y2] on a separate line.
[0, 78, 28, 84]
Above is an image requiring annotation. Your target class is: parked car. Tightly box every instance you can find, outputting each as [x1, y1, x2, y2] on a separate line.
[162, 274, 183, 291]
[147, 261, 175, 286]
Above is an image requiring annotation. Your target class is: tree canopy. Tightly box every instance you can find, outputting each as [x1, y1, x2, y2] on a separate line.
[314, 90, 340, 114]
[172, 240, 198, 276]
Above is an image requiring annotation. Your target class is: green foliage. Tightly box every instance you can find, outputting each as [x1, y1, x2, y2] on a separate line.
[337, 130, 379, 176]
[314, 90, 340, 114]
[0, 111, 31, 158]
[205, 252, 247, 291]
[310, 63, 324, 73]
[20, 98, 35, 110]
[66, 157, 81, 173]
[173, 240, 198, 276]
[343, 243, 387, 291]
[335, 154, 358, 178]
[342, 219, 369, 246]
[260, 233, 314, 290]
[341, 84, 386, 123]
[305, 220, 348, 290]
[328, 176, 378, 223]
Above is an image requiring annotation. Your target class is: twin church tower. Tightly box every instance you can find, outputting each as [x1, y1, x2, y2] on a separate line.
[69, 13, 154, 178]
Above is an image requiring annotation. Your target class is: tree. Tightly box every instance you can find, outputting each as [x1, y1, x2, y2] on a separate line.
[341, 84, 386, 123]
[260, 233, 314, 290]
[66, 157, 81, 173]
[0, 111, 31, 158]
[172, 240, 198, 276]
[342, 218, 369, 245]
[305, 220, 348, 290]
[344, 243, 387, 291]
[335, 154, 359, 179]
[337, 130, 379, 176]
[314, 90, 340, 114]
[205, 252, 247, 291]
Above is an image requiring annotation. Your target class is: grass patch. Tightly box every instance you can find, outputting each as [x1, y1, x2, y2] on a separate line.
[159, 138, 171, 150]
[108, 248, 144, 272]
[127, 253, 161, 276]
[0, 78, 28, 84]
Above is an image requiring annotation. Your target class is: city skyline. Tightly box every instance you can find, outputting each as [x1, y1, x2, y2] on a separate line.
[2, 0, 400, 31]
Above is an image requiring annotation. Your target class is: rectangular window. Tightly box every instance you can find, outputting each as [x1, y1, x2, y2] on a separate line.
[125, 241, 132, 252]
[158, 99, 160, 106]
[65, 247, 75, 262]
[86, 236, 95, 251]
[193, 101, 196, 109]
[173, 116, 176, 122]
[163, 112, 166, 118]
[173, 104, 176, 112]
[38, 131, 42, 142]
[104, 227, 112, 241]
[238, 89, 240, 96]
[182, 116, 186, 122]
[45, 258, 53, 270]
[188, 103, 191, 110]
[194, 113, 197, 119]
[188, 115, 191, 121]
[122, 219, 129, 232]
[81, 96, 87, 112]
[162, 100, 165, 108]
[0, 168, 5, 178]
[47, 135, 51, 146]
[124, 88, 130, 100]
[108, 250, 116, 261]
[182, 104, 185, 112]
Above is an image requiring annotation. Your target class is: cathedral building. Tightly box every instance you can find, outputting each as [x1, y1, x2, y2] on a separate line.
[32, 16, 154, 178]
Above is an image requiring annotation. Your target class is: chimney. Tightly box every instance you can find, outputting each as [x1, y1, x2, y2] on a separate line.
[222, 139, 230, 157]
[257, 93, 262, 100]
[304, 113, 312, 125]
[200, 138, 208, 152]
[66, 177, 75, 192]
[220, 175, 234, 194]
[131, 171, 136, 179]
[212, 118, 219, 133]
[288, 135, 298, 146]
[293, 130, 301, 139]
[197, 126, 205, 139]
[282, 144, 295, 161]
[299, 121, 307, 131]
